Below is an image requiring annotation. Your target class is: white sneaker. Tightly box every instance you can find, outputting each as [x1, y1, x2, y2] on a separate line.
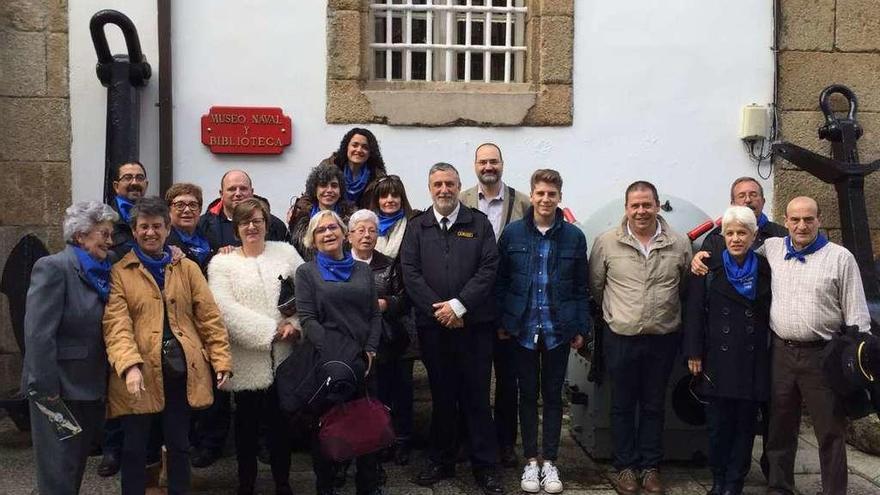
[541, 461, 564, 494]
[520, 460, 541, 493]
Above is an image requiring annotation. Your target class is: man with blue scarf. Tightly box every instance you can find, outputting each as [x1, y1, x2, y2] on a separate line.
[108, 162, 149, 259]
[759, 197, 871, 495]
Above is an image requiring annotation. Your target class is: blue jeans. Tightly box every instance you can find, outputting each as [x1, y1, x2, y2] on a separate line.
[603, 329, 679, 470]
[513, 341, 570, 461]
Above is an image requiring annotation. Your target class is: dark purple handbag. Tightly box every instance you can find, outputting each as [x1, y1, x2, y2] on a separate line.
[317, 396, 395, 462]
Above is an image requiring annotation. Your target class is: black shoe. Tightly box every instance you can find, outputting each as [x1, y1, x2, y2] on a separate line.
[498, 445, 517, 468]
[276, 482, 293, 495]
[191, 447, 221, 468]
[474, 469, 505, 495]
[237, 485, 254, 495]
[334, 461, 350, 488]
[257, 443, 271, 465]
[415, 462, 455, 486]
[377, 463, 387, 485]
[707, 480, 723, 495]
[317, 490, 339, 495]
[356, 489, 385, 495]
[394, 442, 411, 466]
[97, 452, 120, 477]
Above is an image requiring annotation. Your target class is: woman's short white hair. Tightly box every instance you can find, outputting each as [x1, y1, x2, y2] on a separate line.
[303, 209, 347, 250]
[721, 205, 758, 234]
[63, 201, 118, 244]
[348, 209, 378, 231]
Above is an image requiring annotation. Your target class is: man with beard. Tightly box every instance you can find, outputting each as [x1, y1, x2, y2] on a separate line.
[108, 162, 148, 258]
[700, 177, 787, 254]
[199, 169, 289, 250]
[460, 143, 530, 468]
[401, 163, 504, 495]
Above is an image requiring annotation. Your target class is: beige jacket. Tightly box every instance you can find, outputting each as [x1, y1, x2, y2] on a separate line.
[588, 215, 692, 336]
[460, 183, 530, 241]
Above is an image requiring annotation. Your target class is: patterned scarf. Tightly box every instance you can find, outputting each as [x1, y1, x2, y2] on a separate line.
[722, 249, 758, 300]
[72, 245, 111, 302]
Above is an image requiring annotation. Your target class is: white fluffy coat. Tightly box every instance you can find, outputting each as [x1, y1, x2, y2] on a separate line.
[208, 241, 303, 391]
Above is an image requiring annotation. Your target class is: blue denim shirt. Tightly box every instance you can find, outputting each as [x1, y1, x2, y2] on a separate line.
[496, 208, 591, 349]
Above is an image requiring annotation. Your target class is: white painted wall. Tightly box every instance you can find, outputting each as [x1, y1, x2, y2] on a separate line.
[70, 0, 775, 224]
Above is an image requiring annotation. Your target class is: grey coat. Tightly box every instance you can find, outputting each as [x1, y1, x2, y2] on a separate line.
[22, 245, 109, 400]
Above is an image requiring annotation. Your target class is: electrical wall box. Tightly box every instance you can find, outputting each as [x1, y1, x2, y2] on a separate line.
[740, 104, 770, 141]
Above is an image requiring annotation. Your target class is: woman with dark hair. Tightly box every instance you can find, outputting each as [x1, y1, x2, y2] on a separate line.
[328, 128, 387, 208]
[103, 196, 233, 495]
[289, 163, 357, 260]
[367, 175, 415, 260]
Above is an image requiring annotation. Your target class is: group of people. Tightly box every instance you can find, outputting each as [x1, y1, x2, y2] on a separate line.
[20, 127, 873, 495]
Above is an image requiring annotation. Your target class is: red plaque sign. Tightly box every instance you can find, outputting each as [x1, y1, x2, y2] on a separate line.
[201, 106, 292, 154]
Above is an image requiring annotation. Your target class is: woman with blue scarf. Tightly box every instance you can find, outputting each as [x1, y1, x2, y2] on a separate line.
[295, 210, 383, 495]
[369, 174, 416, 260]
[165, 183, 212, 273]
[684, 206, 772, 495]
[22, 201, 118, 494]
[327, 128, 387, 208]
[288, 163, 357, 261]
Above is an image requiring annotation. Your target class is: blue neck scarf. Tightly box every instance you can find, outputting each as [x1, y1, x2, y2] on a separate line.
[72, 245, 111, 302]
[757, 212, 769, 229]
[310, 203, 340, 218]
[174, 228, 210, 264]
[133, 245, 172, 290]
[316, 251, 355, 282]
[115, 195, 134, 224]
[344, 164, 371, 203]
[722, 249, 759, 300]
[377, 210, 404, 236]
[784, 233, 828, 263]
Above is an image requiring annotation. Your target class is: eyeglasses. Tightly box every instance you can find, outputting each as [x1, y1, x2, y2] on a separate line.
[171, 201, 200, 212]
[238, 218, 266, 227]
[117, 174, 147, 183]
[315, 223, 341, 235]
[351, 227, 377, 236]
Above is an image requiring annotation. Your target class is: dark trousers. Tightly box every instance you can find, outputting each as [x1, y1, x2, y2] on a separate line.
[103, 414, 163, 463]
[31, 399, 105, 495]
[766, 340, 847, 495]
[120, 372, 191, 495]
[190, 384, 231, 453]
[603, 329, 679, 471]
[706, 397, 759, 492]
[493, 335, 519, 451]
[419, 322, 498, 469]
[376, 358, 415, 441]
[312, 428, 380, 493]
[233, 387, 291, 490]
[513, 341, 570, 461]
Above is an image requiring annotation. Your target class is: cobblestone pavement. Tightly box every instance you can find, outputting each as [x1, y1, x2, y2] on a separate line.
[1, 365, 878, 494]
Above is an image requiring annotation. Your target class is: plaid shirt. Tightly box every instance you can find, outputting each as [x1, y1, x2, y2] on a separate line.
[519, 235, 560, 350]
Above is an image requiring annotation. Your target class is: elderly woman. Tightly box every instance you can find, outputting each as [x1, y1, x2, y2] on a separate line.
[289, 163, 357, 261]
[165, 182, 212, 272]
[208, 197, 304, 495]
[324, 127, 388, 208]
[23, 201, 117, 494]
[295, 210, 383, 495]
[367, 174, 415, 260]
[103, 196, 233, 495]
[684, 205, 772, 495]
[348, 209, 415, 465]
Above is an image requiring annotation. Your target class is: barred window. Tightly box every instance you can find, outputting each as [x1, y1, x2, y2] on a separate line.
[370, 0, 527, 83]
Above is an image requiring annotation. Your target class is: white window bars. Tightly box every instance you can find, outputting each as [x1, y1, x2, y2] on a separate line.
[370, 0, 528, 83]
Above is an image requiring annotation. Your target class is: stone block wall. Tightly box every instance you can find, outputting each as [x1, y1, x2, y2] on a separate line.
[776, 0, 880, 256]
[0, 0, 71, 391]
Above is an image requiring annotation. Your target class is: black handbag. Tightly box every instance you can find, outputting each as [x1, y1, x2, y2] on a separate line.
[162, 337, 187, 379]
[277, 275, 297, 317]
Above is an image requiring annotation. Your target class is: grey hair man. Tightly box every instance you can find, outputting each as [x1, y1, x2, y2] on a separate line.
[400, 163, 504, 495]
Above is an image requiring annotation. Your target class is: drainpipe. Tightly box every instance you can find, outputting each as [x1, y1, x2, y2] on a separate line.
[158, 0, 173, 195]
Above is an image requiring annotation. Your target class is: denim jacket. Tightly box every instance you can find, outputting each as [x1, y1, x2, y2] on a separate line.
[495, 207, 591, 346]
